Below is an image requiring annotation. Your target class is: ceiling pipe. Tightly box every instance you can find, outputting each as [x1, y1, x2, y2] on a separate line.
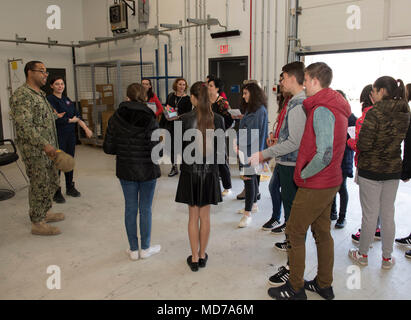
[0, 18, 224, 49]
[0, 38, 74, 48]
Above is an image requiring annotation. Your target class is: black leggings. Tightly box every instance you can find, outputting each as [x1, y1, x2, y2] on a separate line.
[219, 161, 232, 190]
[331, 175, 348, 218]
[244, 175, 258, 212]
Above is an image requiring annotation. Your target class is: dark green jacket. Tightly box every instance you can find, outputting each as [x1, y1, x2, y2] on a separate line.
[357, 99, 410, 180]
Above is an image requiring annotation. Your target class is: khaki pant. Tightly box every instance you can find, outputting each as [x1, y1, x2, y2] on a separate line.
[285, 186, 339, 291]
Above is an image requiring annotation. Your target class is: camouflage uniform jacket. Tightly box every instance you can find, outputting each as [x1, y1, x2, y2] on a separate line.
[9, 83, 59, 163]
[357, 99, 410, 180]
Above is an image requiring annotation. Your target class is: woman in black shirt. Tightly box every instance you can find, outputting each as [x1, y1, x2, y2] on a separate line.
[175, 81, 225, 271]
[47, 76, 93, 203]
[161, 78, 192, 177]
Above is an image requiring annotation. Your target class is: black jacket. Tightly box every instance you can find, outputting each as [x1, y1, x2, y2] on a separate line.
[341, 113, 358, 178]
[103, 101, 161, 182]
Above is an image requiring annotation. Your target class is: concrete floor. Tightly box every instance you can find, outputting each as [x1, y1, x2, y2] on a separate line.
[1, 144, 410, 300]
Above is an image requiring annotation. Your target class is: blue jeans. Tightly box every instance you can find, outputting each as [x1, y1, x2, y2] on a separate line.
[269, 164, 282, 221]
[119, 179, 157, 251]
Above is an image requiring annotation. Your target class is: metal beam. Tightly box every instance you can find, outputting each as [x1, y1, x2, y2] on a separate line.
[0, 17, 224, 49]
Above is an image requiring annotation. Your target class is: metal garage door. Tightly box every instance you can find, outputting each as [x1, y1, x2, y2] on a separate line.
[296, 0, 411, 54]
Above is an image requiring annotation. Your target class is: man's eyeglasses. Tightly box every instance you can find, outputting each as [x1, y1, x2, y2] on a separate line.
[31, 70, 49, 75]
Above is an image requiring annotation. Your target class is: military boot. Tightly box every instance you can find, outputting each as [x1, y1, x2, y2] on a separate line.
[31, 220, 61, 236]
[45, 211, 65, 223]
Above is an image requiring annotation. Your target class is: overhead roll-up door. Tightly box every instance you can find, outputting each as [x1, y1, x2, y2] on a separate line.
[296, 0, 411, 54]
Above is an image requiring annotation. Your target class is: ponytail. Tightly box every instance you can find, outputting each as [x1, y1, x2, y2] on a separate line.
[373, 76, 406, 101]
[395, 79, 406, 100]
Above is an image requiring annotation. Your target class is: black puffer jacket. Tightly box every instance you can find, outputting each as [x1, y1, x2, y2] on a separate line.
[103, 101, 161, 182]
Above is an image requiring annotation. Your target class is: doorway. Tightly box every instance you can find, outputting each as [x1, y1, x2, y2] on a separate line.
[303, 48, 411, 117]
[209, 56, 248, 109]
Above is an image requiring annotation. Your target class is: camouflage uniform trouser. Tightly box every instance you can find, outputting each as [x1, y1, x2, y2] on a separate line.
[23, 157, 60, 223]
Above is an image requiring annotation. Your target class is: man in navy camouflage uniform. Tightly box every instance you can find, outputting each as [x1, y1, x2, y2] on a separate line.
[10, 61, 65, 235]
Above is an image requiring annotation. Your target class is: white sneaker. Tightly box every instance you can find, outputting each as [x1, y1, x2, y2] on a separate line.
[238, 215, 252, 228]
[237, 205, 258, 215]
[140, 245, 161, 259]
[126, 249, 139, 261]
[348, 248, 368, 266]
[222, 189, 232, 197]
[382, 256, 395, 270]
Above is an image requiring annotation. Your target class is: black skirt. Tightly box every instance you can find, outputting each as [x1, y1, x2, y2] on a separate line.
[175, 168, 222, 207]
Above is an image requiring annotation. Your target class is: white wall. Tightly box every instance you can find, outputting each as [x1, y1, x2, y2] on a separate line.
[298, 0, 411, 52]
[0, 0, 293, 139]
[81, 0, 289, 129]
[0, 0, 85, 139]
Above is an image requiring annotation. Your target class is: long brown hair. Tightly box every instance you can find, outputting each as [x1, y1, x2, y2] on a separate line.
[243, 82, 267, 113]
[190, 81, 214, 154]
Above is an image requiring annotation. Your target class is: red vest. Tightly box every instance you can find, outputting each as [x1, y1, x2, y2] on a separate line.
[294, 88, 351, 189]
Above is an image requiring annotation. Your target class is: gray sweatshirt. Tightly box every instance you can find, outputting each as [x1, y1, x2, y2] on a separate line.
[261, 90, 307, 166]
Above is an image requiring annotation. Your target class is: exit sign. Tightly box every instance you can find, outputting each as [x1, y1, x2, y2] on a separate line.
[218, 44, 231, 55]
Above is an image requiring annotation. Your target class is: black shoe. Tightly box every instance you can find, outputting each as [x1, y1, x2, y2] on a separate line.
[351, 229, 361, 243]
[274, 241, 288, 252]
[66, 183, 81, 197]
[257, 193, 261, 200]
[335, 218, 346, 229]
[330, 212, 338, 221]
[53, 188, 66, 203]
[268, 281, 307, 300]
[199, 253, 208, 268]
[271, 223, 286, 235]
[304, 277, 335, 300]
[374, 228, 381, 240]
[262, 219, 281, 231]
[395, 233, 411, 247]
[268, 265, 290, 287]
[405, 250, 411, 259]
[187, 255, 199, 272]
[168, 165, 179, 177]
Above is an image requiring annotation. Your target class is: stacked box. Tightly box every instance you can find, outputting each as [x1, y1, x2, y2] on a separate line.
[96, 84, 115, 106]
[80, 99, 94, 130]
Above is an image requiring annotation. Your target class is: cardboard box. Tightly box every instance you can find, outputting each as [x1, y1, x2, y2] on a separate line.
[96, 84, 114, 106]
[80, 99, 102, 108]
[81, 91, 101, 100]
[96, 84, 114, 93]
[99, 91, 114, 105]
[80, 99, 93, 107]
